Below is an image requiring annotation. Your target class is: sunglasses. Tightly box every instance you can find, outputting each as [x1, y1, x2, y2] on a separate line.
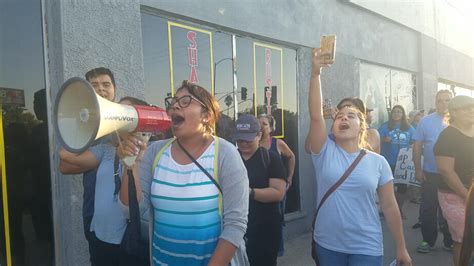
[164, 95, 207, 110]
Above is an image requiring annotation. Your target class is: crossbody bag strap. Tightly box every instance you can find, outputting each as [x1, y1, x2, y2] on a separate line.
[113, 153, 121, 200]
[312, 149, 367, 227]
[176, 138, 223, 195]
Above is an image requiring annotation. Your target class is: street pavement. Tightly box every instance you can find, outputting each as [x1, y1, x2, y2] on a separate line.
[277, 199, 453, 266]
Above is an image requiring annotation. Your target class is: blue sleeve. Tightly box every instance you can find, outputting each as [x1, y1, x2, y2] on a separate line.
[378, 123, 388, 138]
[89, 143, 106, 162]
[413, 119, 424, 142]
[378, 156, 393, 187]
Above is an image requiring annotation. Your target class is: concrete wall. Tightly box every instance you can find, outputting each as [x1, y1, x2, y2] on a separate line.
[44, 0, 144, 265]
[141, 0, 419, 72]
[419, 33, 474, 109]
[349, 0, 474, 58]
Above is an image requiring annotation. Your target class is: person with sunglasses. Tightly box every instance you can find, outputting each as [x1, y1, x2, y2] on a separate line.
[118, 80, 249, 266]
[59, 97, 150, 266]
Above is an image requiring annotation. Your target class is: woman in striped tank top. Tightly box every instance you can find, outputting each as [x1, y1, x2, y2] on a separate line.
[118, 81, 249, 266]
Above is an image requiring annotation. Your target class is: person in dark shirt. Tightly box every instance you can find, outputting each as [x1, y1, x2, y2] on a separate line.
[233, 114, 286, 266]
[435, 95, 474, 266]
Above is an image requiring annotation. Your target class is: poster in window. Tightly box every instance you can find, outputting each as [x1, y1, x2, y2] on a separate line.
[253, 42, 284, 138]
[168, 22, 214, 95]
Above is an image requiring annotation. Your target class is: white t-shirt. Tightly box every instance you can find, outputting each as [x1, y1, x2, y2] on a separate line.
[312, 138, 393, 256]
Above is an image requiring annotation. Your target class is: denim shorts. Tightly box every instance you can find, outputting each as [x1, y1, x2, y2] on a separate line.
[316, 243, 383, 266]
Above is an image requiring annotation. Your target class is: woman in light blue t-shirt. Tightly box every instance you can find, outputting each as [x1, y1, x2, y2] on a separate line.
[305, 48, 412, 266]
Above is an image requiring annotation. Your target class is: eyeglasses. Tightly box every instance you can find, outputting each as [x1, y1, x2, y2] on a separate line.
[164, 95, 207, 110]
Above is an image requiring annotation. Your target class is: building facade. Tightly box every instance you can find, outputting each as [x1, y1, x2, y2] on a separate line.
[1, 0, 473, 265]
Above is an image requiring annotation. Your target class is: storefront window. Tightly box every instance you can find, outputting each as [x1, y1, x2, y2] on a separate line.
[438, 82, 474, 97]
[142, 14, 300, 213]
[360, 63, 417, 128]
[142, 14, 171, 108]
[0, 1, 54, 265]
[236, 37, 300, 213]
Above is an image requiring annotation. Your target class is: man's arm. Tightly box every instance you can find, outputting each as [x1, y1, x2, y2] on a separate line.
[412, 141, 425, 182]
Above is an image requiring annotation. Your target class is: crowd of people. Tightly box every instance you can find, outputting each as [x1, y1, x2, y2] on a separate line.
[58, 43, 474, 266]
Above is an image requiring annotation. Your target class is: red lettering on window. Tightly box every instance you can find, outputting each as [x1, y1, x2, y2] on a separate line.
[187, 31, 199, 83]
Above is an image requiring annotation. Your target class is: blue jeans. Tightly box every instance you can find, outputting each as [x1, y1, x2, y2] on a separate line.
[316, 243, 382, 266]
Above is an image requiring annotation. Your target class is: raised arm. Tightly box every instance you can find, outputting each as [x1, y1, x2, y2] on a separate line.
[306, 48, 331, 154]
[59, 148, 99, 174]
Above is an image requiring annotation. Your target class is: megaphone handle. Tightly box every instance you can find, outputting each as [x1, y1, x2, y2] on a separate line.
[121, 132, 152, 168]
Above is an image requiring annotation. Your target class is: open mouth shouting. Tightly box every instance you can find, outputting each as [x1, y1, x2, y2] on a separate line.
[338, 123, 350, 131]
[171, 114, 185, 129]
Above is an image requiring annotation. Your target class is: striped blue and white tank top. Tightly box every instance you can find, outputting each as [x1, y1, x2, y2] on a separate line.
[150, 141, 221, 266]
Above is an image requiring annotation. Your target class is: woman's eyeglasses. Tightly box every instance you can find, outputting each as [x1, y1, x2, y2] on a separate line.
[165, 95, 207, 110]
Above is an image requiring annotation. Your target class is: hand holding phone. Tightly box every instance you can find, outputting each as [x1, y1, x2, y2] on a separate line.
[320, 35, 336, 62]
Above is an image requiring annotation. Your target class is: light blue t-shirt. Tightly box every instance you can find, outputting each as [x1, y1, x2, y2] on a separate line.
[412, 113, 447, 173]
[312, 139, 393, 256]
[90, 143, 127, 244]
[378, 123, 416, 166]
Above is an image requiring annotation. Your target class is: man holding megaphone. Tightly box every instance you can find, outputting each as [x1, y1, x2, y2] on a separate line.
[61, 67, 118, 265]
[55, 68, 171, 265]
[59, 95, 159, 266]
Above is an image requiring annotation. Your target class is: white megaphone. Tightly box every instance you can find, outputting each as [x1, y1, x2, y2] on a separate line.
[54, 77, 171, 166]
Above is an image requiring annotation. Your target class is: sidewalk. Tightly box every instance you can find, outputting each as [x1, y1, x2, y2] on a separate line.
[277, 200, 453, 266]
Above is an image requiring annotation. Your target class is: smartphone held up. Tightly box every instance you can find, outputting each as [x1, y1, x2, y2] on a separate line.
[320, 35, 336, 62]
